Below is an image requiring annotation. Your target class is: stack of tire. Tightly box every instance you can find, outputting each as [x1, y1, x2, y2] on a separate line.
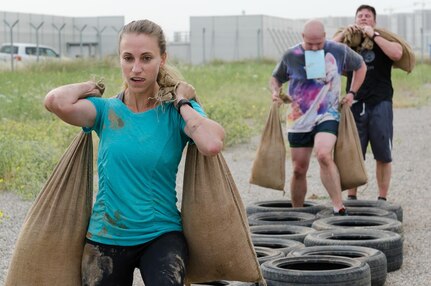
[243, 199, 403, 286]
[191, 200, 324, 286]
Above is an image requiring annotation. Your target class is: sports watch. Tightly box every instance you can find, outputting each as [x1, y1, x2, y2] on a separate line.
[372, 31, 380, 41]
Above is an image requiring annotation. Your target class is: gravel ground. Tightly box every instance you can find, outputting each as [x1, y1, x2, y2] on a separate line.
[1, 104, 430, 285]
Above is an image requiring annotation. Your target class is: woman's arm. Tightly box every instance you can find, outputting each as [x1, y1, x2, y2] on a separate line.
[175, 83, 225, 156]
[44, 81, 102, 127]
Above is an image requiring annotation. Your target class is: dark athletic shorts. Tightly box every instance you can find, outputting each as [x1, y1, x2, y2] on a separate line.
[288, 120, 338, 148]
[351, 100, 393, 163]
[81, 231, 188, 286]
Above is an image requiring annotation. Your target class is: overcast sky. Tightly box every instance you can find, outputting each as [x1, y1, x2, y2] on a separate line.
[2, 0, 424, 38]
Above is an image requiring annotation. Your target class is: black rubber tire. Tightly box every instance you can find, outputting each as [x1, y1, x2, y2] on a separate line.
[252, 236, 304, 255]
[254, 246, 285, 264]
[261, 255, 371, 285]
[192, 282, 258, 286]
[304, 229, 403, 272]
[222, 283, 257, 286]
[192, 281, 236, 285]
[248, 211, 317, 227]
[247, 200, 326, 215]
[311, 215, 403, 234]
[250, 224, 316, 243]
[342, 200, 403, 222]
[289, 245, 387, 286]
[316, 207, 398, 220]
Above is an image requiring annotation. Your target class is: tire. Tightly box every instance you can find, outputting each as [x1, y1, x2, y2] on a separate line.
[289, 245, 387, 286]
[248, 211, 317, 227]
[316, 207, 398, 220]
[252, 236, 304, 255]
[311, 216, 403, 234]
[261, 256, 371, 286]
[192, 281, 256, 285]
[192, 281, 235, 285]
[254, 246, 285, 264]
[247, 200, 326, 215]
[342, 200, 403, 222]
[250, 224, 316, 243]
[223, 283, 257, 286]
[304, 229, 403, 272]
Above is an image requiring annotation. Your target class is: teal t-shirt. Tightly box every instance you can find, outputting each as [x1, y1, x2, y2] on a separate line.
[83, 96, 205, 246]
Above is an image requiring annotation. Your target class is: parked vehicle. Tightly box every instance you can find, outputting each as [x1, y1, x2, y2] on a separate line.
[0, 43, 61, 66]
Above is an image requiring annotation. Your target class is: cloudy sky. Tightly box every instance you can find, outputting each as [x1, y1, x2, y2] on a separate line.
[2, 0, 423, 38]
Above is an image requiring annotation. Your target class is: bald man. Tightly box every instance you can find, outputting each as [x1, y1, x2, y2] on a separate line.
[270, 19, 367, 215]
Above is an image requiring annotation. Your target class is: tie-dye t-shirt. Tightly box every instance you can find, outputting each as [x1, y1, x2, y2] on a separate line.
[272, 40, 363, 133]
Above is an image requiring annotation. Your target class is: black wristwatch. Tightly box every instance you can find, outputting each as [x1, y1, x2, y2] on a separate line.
[372, 31, 380, 41]
[348, 90, 357, 97]
[176, 99, 193, 115]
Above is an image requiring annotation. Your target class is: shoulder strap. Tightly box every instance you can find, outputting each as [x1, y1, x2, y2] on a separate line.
[116, 91, 125, 102]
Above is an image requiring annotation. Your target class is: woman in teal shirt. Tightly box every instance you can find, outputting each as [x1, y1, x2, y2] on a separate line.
[44, 19, 225, 286]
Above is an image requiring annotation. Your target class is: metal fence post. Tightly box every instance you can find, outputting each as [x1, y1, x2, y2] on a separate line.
[52, 23, 66, 57]
[3, 19, 19, 71]
[30, 22, 44, 62]
[74, 24, 87, 58]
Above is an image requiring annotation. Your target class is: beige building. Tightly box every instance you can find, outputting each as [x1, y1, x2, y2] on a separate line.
[1, 11, 124, 58]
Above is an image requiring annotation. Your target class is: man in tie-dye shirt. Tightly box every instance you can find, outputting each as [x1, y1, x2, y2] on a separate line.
[270, 19, 366, 215]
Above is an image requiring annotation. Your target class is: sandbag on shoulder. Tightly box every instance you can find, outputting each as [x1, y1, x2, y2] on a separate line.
[6, 131, 93, 286]
[334, 27, 415, 73]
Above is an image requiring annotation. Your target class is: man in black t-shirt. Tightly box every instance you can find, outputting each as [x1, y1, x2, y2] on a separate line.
[333, 4, 403, 201]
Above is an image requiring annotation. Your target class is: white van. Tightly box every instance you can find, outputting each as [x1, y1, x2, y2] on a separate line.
[0, 43, 60, 64]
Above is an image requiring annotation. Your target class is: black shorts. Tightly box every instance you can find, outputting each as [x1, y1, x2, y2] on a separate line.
[288, 120, 339, 148]
[81, 231, 188, 286]
[351, 100, 393, 163]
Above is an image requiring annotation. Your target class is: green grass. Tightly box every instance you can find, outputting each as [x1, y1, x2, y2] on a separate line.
[0, 59, 430, 199]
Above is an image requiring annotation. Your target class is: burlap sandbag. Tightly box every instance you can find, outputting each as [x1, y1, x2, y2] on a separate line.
[376, 28, 416, 73]
[334, 104, 368, 190]
[5, 131, 93, 286]
[249, 102, 286, 191]
[334, 27, 415, 73]
[181, 144, 264, 284]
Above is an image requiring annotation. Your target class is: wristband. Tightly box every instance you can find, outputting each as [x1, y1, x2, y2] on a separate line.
[348, 90, 357, 97]
[176, 99, 193, 115]
[372, 31, 380, 41]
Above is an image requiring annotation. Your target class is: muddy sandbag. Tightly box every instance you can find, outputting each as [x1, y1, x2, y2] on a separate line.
[181, 144, 264, 284]
[249, 102, 286, 191]
[334, 27, 415, 73]
[5, 132, 93, 286]
[334, 104, 367, 190]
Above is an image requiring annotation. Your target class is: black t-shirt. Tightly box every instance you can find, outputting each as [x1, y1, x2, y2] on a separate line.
[346, 43, 394, 105]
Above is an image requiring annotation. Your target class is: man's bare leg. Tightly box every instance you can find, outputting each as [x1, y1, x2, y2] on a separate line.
[290, 147, 312, 207]
[376, 160, 391, 199]
[314, 132, 344, 210]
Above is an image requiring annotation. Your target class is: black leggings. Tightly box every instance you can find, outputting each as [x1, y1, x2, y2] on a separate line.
[81, 231, 188, 286]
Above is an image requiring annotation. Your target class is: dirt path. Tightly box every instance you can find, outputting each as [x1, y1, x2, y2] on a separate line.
[1, 105, 431, 285]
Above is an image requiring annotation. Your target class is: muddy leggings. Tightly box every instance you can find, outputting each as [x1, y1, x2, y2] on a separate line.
[81, 231, 188, 286]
